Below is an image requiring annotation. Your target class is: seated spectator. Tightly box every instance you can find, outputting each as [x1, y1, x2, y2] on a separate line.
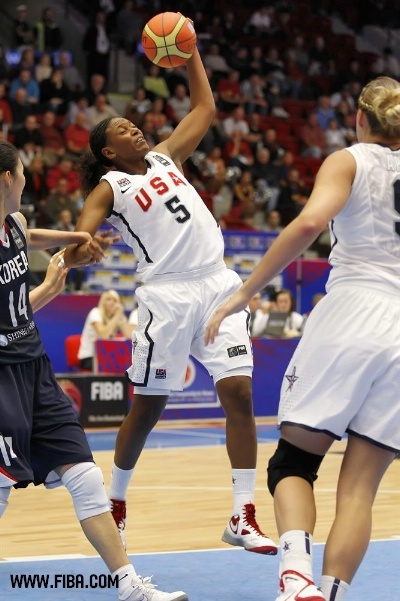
[203, 43, 230, 76]
[148, 97, 170, 132]
[223, 130, 254, 169]
[277, 167, 309, 226]
[299, 112, 327, 158]
[58, 51, 85, 93]
[325, 117, 347, 154]
[78, 290, 134, 371]
[10, 68, 40, 105]
[340, 112, 357, 146]
[315, 95, 337, 130]
[39, 68, 71, 115]
[229, 168, 256, 219]
[35, 52, 53, 84]
[259, 209, 283, 234]
[371, 46, 400, 78]
[261, 127, 286, 164]
[308, 34, 332, 77]
[197, 113, 227, 156]
[9, 88, 33, 133]
[23, 155, 48, 215]
[245, 112, 264, 154]
[124, 86, 153, 124]
[14, 114, 43, 154]
[261, 289, 304, 338]
[63, 93, 91, 128]
[249, 292, 270, 337]
[166, 84, 191, 126]
[45, 157, 82, 201]
[87, 93, 119, 128]
[0, 83, 12, 130]
[86, 73, 107, 106]
[64, 111, 91, 158]
[39, 110, 66, 166]
[216, 69, 243, 112]
[17, 47, 36, 76]
[143, 64, 170, 100]
[222, 106, 250, 140]
[201, 146, 227, 194]
[240, 73, 268, 116]
[41, 177, 80, 226]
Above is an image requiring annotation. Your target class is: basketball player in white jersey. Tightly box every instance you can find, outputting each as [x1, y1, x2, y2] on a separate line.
[205, 75, 400, 601]
[64, 44, 277, 556]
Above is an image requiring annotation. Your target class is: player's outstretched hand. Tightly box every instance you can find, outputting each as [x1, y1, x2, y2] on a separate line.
[94, 229, 121, 250]
[47, 250, 69, 295]
[204, 288, 249, 346]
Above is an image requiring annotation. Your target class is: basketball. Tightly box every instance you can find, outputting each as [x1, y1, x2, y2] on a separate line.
[141, 12, 196, 68]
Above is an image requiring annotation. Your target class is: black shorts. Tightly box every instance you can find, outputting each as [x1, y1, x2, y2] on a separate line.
[0, 354, 93, 488]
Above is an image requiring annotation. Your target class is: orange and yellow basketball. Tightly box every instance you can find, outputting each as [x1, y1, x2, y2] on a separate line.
[141, 12, 197, 68]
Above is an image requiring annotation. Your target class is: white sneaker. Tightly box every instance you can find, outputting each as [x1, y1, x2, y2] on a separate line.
[110, 498, 126, 549]
[277, 570, 326, 601]
[221, 503, 278, 555]
[120, 575, 188, 601]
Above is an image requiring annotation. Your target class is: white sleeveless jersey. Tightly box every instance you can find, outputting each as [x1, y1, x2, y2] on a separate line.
[102, 152, 224, 282]
[326, 143, 400, 295]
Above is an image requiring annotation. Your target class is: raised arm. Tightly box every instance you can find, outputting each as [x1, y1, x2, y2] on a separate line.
[155, 47, 215, 165]
[205, 149, 356, 344]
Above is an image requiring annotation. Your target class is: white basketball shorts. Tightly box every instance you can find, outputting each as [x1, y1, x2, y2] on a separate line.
[278, 284, 400, 453]
[127, 264, 253, 392]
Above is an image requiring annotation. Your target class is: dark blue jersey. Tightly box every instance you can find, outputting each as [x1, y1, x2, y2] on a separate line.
[0, 214, 44, 364]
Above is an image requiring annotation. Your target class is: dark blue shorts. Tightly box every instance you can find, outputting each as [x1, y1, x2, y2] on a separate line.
[0, 354, 93, 488]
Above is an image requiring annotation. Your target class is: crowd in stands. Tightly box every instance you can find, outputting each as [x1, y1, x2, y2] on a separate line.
[0, 1, 399, 260]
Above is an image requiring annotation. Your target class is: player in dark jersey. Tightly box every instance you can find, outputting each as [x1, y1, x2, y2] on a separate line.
[0, 140, 188, 601]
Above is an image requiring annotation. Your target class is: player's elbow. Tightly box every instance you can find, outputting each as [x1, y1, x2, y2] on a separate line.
[295, 212, 326, 238]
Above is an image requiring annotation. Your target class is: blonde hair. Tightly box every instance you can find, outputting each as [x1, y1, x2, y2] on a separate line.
[358, 76, 400, 140]
[98, 289, 121, 323]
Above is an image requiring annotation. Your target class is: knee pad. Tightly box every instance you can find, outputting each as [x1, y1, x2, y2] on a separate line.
[62, 462, 109, 521]
[267, 438, 324, 496]
[0, 487, 11, 518]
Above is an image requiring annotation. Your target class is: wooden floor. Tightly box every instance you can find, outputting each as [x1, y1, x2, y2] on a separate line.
[1, 422, 399, 559]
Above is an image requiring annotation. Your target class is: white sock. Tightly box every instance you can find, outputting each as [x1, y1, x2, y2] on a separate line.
[109, 463, 134, 501]
[112, 564, 137, 597]
[279, 530, 313, 579]
[320, 575, 350, 601]
[231, 468, 256, 512]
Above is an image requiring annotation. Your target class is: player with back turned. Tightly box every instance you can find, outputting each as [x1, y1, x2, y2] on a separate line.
[64, 18, 278, 557]
[205, 76, 400, 601]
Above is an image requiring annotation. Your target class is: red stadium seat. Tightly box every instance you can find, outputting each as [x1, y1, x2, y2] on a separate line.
[65, 334, 82, 371]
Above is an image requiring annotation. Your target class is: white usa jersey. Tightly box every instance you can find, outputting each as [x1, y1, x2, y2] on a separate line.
[327, 143, 400, 295]
[102, 152, 224, 282]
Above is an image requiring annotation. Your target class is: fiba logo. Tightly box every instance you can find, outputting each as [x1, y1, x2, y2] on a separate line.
[0, 334, 8, 347]
[183, 358, 196, 389]
[58, 379, 83, 416]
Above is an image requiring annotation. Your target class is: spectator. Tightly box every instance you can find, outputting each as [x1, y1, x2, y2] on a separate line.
[299, 112, 327, 158]
[87, 93, 119, 129]
[270, 289, 304, 337]
[340, 112, 357, 146]
[223, 130, 254, 169]
[143, 64, 170, 100]
[372, 47, 400, 78]
[9, 88, 33, 133]
[58, 51, 85, 93]
[249, 292, 270, 337]
[10, 69, 40, 105]
[13, 4, 35, 48]
[64, 111, 91, 158]
[0, 83, 13, 132]
[115, 0, 144, 55]
[245, 112, 264, 154]
[46, 157, 81, 200]
[201, 146, 227, 194]
[17, 47, 36, 76]
[34, 6, 63, 53]
[277, 167, 309, 226]
[315, 95, 337, 130]
[78, 290, 134, 371]
[166, 84, 191, 126]
[222, 106, 250, 140]
[261, 127, 286, 164]
[86, 73, 107, 106]
[308, 35, 331, 77]
[241, 73, 268, 116]
[203, 43, 230, 76]
[14, 114, 43, 154]
[34, 52, 53, 84]
[39, 110, 66, 166]
[23, 154, 48, 215]
[260, 210, 283, 234]
[63, 93, 91, 128]
[124, 86, 152, 124]
[217, 69, 243, 113]
[0, 45, 10, 84]
[39, 68, 71, 115]
[41, 177, 80, 226]
[82, 9, 111, 86]
[325, 118, 347, 154]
